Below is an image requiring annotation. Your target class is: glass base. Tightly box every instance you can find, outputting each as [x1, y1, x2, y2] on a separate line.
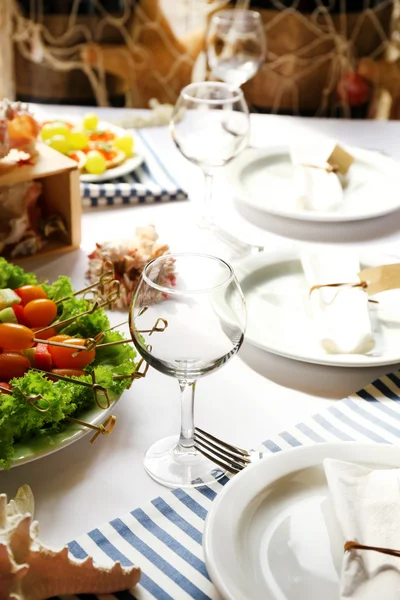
[143, 435, 227, 489]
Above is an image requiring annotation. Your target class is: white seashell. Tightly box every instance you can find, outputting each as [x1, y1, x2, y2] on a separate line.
[0, 485, 141, 600]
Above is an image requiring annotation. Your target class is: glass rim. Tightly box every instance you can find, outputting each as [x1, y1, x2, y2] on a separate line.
[180, 81, 244, 105]
[142, 252, 235, 296]
[212, 9, 262, 22]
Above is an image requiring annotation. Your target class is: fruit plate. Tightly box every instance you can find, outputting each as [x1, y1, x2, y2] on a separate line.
[8, 392, 120, 469]
[42, 118, 143, 183]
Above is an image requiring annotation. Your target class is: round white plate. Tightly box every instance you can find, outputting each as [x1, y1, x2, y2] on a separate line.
[232, 146, 400, 222]
[50, 118, 143, 182]
[204, 442, 400, 600]
[234, 249, 400, 367]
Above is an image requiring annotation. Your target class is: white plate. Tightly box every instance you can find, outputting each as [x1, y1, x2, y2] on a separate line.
[49, 118, 143, 182]
[204, 442, 400, 600]
[234, 249, 400, 367]
[232, 146, 400, 222]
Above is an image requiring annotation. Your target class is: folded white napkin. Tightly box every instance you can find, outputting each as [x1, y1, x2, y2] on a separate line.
[301, 251, 374, 354]
[324, 458, 400, 599]
[290, 143, 344, 212]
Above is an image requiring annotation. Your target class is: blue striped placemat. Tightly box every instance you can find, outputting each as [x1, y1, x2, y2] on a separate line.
[62, 370, 400, 600]
[81, 131, 188, 208]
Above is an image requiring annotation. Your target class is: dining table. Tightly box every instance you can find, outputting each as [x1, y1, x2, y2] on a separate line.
[2, 104, 400, 598]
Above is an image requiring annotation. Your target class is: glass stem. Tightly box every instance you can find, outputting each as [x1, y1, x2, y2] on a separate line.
[178, 379, 196, 450]
[199, 171, 214, 228]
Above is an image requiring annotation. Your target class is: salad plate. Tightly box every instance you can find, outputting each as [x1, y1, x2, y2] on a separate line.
[0, 259, 139, 470]
[231, 146, 400, 222]
[234, 248, 400, 367]
[203, 442, 400, 600]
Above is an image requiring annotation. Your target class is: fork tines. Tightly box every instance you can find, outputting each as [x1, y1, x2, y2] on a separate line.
[194, 427, 251, 474]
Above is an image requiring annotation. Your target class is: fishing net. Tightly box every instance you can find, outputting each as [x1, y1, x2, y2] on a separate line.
[0, 0, 398, 117]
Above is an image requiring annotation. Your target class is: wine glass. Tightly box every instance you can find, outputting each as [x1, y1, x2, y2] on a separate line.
[129, 252, 247, 489]
[207, 10, 267, 87]
[170, 81, 249, 227]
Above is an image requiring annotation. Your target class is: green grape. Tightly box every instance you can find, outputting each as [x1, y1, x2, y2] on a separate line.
[41, 121, 70, 141]
[83, 112, 99, 131]
[85, 150, 106, 174]
[69, 130, 89, 151]
[46, 135, 71, 155]
[113, 135, 134, 157]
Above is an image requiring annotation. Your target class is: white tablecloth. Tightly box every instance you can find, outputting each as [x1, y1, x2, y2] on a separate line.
[1, 106, 400, 548]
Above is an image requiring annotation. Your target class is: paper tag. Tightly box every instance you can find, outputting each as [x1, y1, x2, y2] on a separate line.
[327, 145, 355, 175]
[358, 264, 400, 295]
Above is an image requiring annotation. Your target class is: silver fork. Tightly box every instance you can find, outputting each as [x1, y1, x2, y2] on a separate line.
[194, 427, 265, 474]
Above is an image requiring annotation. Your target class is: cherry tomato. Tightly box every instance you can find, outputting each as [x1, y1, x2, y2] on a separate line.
[51, 368, 86, 378]
[24, 299, 58, 328]
[15, 285, 47, 306]
[32, 326, 57, 341]
[0, 323, 34, 352]
[337, 72, 371, 107]
[0, 353, 31, 381]
[48, 336, 95, 369]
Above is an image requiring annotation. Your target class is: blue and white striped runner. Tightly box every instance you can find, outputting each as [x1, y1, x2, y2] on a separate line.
[81, 131, 187, 208]
[63, 371, 400, 599]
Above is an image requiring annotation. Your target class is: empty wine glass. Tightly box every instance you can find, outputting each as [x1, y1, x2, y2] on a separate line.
[170, 81, 249, 227]
[207, 9, 267, 87]
[129, 252, 246, 488]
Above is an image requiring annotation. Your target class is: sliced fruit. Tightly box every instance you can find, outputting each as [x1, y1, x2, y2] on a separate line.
[0, 289, 21, 310]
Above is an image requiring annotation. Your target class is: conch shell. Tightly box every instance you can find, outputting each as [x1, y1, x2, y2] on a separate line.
[0, 485, 141, 600]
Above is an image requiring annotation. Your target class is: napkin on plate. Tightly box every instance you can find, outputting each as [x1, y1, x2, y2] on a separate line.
[324, 458, 400, 599]
[290, 142, 345, 212]
[301, 250, 374, 354]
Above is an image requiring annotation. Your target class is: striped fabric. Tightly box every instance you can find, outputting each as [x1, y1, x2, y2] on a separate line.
[62, 371, 400, 600]
[81, 131, 188, 208]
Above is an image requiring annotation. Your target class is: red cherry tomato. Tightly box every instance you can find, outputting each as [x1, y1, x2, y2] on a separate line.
[337, 72, 371, 107]
[0, 323, 34, 352]
[48, 337, 96, 369]
[0, 353, 30, 381]
[15, 285, 47, 306]
[23, 299, 58, 328]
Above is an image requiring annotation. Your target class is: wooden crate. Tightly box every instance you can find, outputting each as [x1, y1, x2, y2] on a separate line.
[0, 143, 81, 260]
